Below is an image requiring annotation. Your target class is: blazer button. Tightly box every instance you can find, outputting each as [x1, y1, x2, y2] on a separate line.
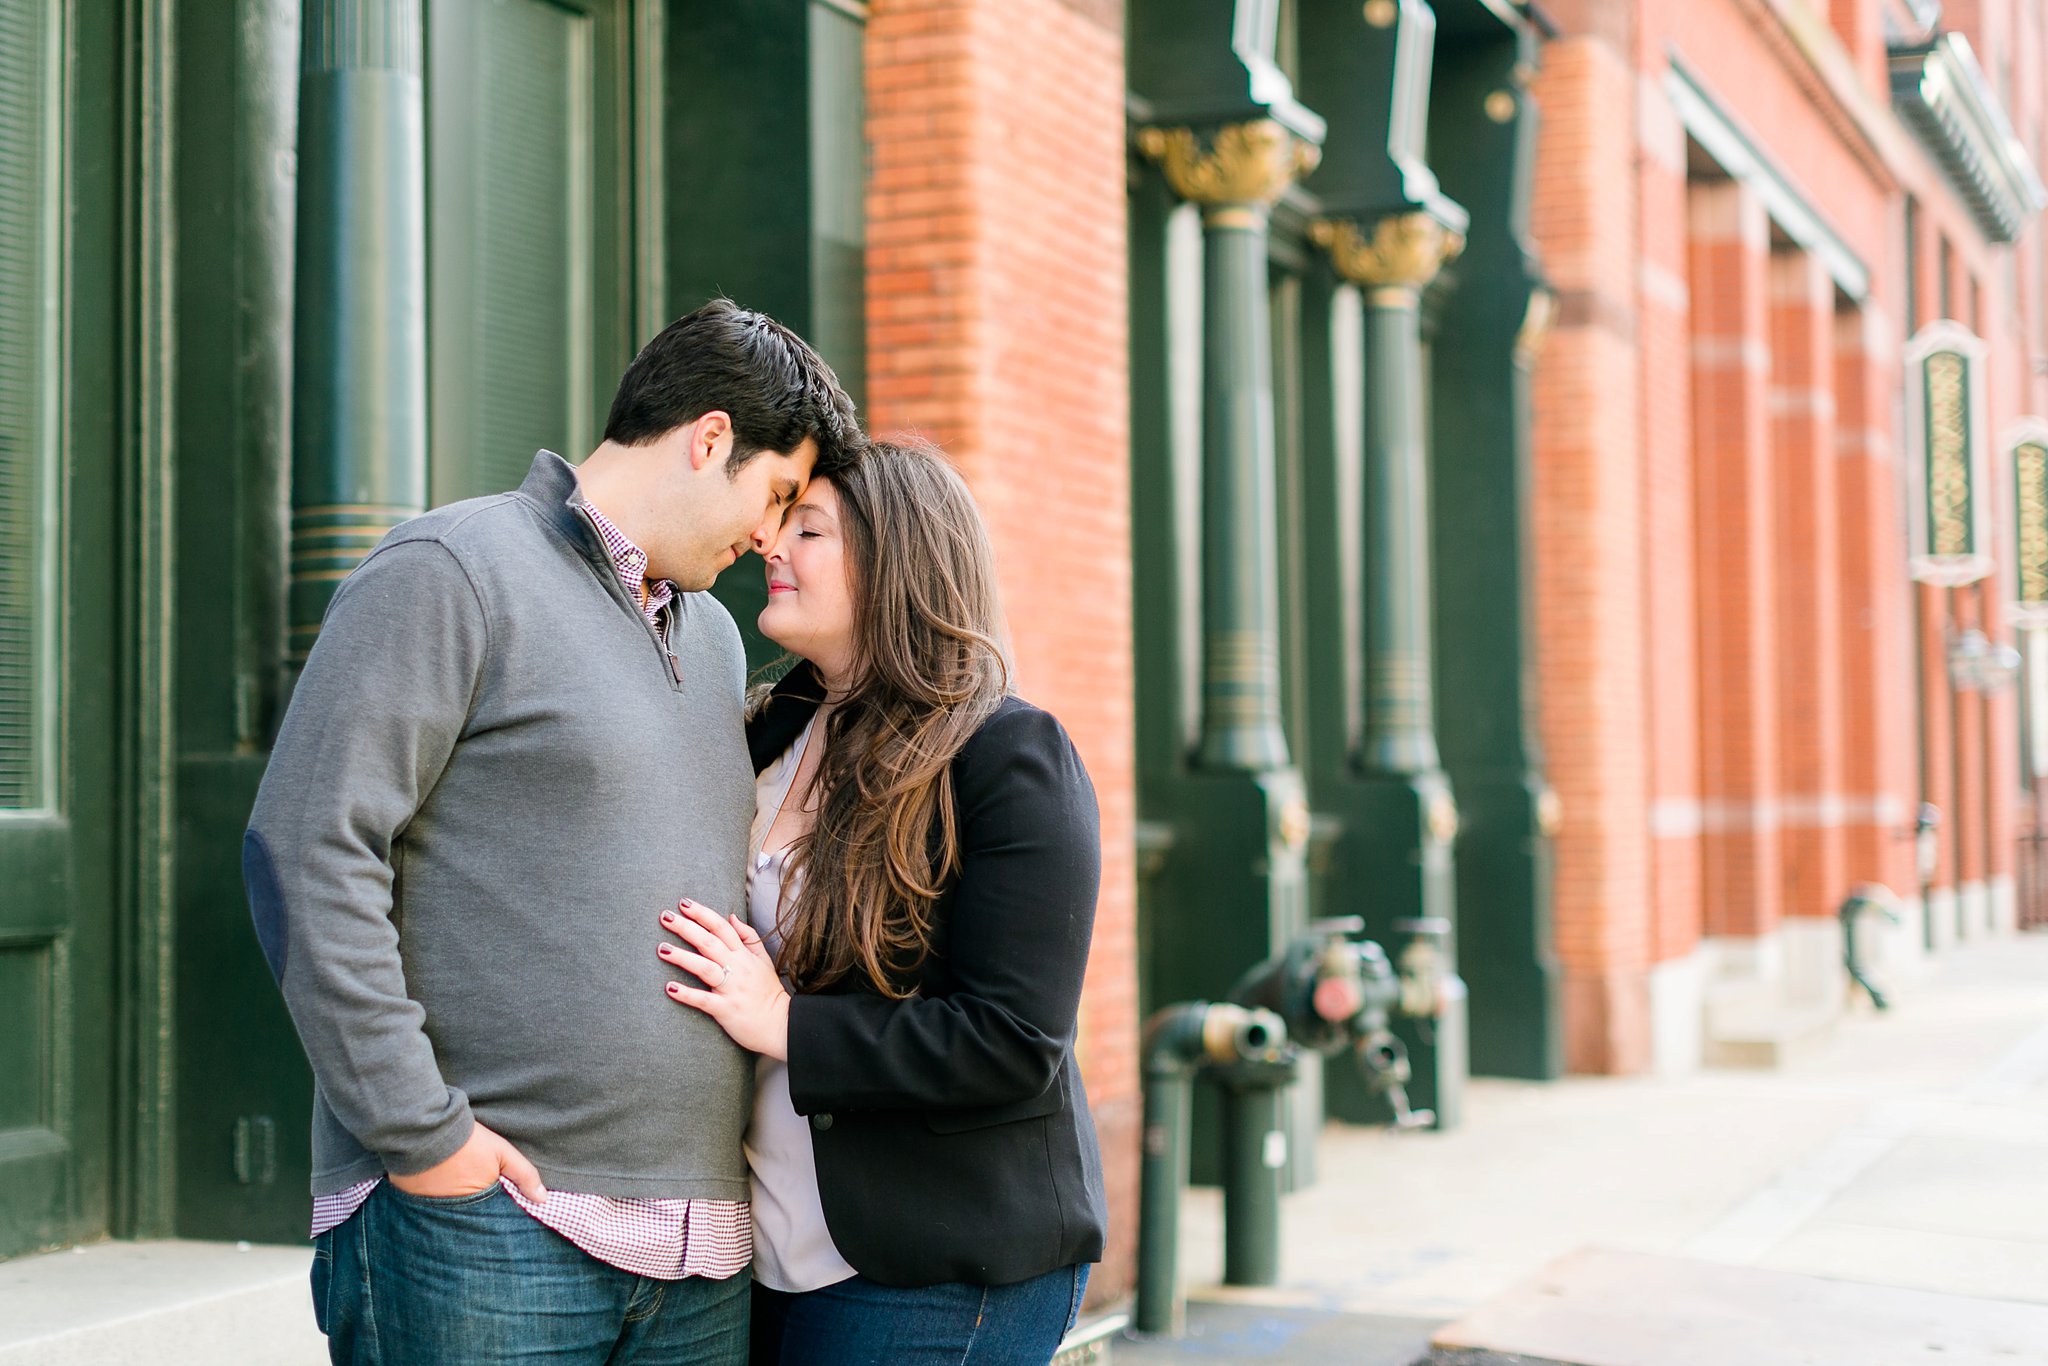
[811, 1113, 834, 1132]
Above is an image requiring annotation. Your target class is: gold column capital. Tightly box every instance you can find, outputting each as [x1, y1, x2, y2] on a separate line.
[1311, 212, 1465, 302]
[1137, 119, 1321, 218]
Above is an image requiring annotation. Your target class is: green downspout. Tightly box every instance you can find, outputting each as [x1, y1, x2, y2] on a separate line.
[289, 0, 428, 664]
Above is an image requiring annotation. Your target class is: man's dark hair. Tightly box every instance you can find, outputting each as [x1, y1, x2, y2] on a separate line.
[604, 298, 863, 478]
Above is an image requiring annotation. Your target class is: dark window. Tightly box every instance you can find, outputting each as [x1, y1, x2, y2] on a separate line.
[427, 0, 634, 504]
[0, 0, 55, 808]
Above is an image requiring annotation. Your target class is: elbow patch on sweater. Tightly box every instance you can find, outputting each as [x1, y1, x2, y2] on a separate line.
[242, 830, 288, 983]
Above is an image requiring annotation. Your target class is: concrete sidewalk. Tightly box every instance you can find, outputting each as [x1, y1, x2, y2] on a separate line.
[1122, 927, 2048, 1363]
[7, 931, 2046, 1364]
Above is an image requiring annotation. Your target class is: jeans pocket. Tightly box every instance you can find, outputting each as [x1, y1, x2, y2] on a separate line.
[383, 1179, 505, 1209]
[310, 1238, 333, 1335]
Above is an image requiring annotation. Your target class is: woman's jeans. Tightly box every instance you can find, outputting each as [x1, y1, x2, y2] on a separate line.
[311, 1181, 749, 1366]
[749, 1264, 1089, 1366]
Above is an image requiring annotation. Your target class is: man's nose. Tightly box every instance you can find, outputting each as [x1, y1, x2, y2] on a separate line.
[750, 513, 781, 554]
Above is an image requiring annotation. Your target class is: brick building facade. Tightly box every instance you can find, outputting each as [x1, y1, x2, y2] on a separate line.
[858, 0, 2048, 1300]
[1529, 0, 2047, 1076]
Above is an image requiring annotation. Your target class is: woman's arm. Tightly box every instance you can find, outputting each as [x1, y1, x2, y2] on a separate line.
[783, 702, 1102, 1114]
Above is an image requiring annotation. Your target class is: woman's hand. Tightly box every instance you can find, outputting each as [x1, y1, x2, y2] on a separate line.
[660, 900, 790, 1061]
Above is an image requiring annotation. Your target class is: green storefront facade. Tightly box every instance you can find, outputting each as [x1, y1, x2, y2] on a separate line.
[1124, 0, 1559, 1174]
[1, 0, 866, 1258]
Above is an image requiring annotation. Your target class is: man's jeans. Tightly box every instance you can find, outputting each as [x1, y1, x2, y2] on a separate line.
[311, 1181, 749, 1366]
[749, 1264, 1088, 1366]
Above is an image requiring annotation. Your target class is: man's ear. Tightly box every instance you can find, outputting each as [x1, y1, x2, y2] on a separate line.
[689, 411, 734, 472]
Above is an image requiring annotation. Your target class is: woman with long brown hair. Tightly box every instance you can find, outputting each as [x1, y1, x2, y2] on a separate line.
[655, 439, 1107, 1364]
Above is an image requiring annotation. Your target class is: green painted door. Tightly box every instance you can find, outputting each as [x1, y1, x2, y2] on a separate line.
[0, 0, 119, 1259]
[426, 0, 635, 503]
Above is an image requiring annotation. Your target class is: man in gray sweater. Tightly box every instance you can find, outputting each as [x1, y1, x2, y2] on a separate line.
[245, 299, 859, 1364]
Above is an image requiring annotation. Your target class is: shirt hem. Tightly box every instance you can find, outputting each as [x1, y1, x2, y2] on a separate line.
[754, 1266, 859, 1295]
[312, 1158, 751, 1203]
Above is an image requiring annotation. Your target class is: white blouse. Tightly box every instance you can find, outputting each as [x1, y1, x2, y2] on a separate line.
[744, 714, 858, 1293]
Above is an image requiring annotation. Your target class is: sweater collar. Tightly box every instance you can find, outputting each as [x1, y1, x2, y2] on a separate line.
[515, 449, 613, 574]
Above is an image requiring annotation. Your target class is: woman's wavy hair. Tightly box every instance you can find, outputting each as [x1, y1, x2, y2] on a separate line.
[770, 438, 1010, 998]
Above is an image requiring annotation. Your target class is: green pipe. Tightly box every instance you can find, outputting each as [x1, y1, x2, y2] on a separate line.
[1216, 1054, 1296, 1286]
[1136, 1029, 1197, 1336]
[1135, 1002, 1286, 1336]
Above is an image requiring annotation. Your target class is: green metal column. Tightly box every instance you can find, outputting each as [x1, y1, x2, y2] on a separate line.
[1133, 112, 1322, 1055]
[1137, 122, 1317, 775]
[1426, 10, 1563, 1081]
[289, 0, 428, 663]
[1296, 0, 1471, 1127]
[1343, 220, 1459, 778]
[1316, 212, 1469, 1126]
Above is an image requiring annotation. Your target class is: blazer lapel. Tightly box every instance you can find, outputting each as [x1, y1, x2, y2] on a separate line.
[746, 662, 827, 773]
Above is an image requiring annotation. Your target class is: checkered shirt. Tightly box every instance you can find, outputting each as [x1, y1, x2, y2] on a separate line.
[581, 501, 675, 631]
[307, 499, 748, 1279]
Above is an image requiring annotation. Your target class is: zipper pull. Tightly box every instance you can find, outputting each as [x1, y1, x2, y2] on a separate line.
[658, 598, 682, 684]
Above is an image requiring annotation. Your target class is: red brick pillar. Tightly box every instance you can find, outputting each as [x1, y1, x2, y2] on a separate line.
[1529, 24, 1653, 1074]
[865, 0, 1138, 1297]
[1835, 306, 1917, 898]
[1688, 178, 1782, 944]
[1638, 74, 1704, 989]
[1768, 250, 1846, 921]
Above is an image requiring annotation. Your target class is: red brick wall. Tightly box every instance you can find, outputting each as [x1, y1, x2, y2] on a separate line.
[1836, 305, 1917, 896]
[864, 0, 1139, 1299]
[1638, 69, 1706, 970]
[1768, 250, 1847, 920]
[1689, 179, 1785, 942]
[1529, 23, 1655, 1074]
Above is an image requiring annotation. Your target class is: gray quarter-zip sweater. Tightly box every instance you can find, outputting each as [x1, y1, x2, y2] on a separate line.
[244, 451, 755, 1198]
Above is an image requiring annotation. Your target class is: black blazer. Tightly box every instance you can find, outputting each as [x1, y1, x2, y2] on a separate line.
[747, 667, 1109, 1288]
